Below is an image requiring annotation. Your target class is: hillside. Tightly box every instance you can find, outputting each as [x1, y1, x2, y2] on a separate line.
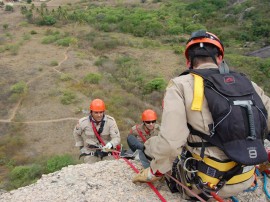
[0, 0, 270, 196]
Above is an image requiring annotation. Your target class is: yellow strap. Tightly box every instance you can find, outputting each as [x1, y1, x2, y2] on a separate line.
[197, 167, 255, 185]
[192, 153, 237, 171]
[192, 153, 255, 185]
[191, 73, 204, 111]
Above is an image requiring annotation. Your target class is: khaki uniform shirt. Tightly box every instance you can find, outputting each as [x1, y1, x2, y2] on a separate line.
[73, 114, 120, 149]
[129, 123, 160, 143]
[145, 63, 270, 174]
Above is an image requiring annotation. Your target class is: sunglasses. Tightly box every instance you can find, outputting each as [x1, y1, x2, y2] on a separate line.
[144, 120, 156, 124]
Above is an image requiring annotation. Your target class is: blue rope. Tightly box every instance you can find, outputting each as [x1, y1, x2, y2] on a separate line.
[230, 196, 239, 202]
[244, 181, 258, 192]
[263, 172, 270, 200]
[244, 168, 259, 192]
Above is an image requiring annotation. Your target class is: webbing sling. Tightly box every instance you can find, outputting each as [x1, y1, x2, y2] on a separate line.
[136, 124, 147, 143]
[191, 73, 204, 111]
[90, 120, 119, 159]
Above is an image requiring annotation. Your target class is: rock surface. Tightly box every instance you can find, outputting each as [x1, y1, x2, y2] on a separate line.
[0, 159, 269, 202]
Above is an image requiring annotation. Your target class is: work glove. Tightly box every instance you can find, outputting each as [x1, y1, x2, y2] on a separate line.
[132, 167, 162, 183]
[102, 142, 113, 152]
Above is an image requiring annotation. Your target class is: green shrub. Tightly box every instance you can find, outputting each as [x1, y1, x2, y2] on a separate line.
[46, 155, 75, 173]
[94, 57, 109, 66]
[5, 44, 20, 55]
[50, 60, 58, 66]
[5, 5, 14, 12]
[8, 164, 42, 190]
[41, 35, 60, 44]
[23, 33, 31, 41]
[60, 90, 76, 105]
[10, 81, 27, 94]
[30, 30, 37, 35]
[83, 73, 102, 84]
[60, 74, 72, 81]
[144, 77, 166, 94]
[56, 37, 77, 47]
[38, 15, 56, 26]
[3, 24, 9, 30]
[92, 37, 119, 50]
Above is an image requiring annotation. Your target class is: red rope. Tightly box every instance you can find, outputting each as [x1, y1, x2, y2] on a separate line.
[91, 121, 118, 158]
[211, 192, 225, 202]
[165, 173, 207, 202]
[90, 122, 165, 200]
[122, 158, 167, 202]
[136, 124, 147, 143]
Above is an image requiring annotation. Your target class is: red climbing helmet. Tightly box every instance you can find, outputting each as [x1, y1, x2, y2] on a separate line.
[89, 99, 106, 111]
[185, 30, 224, 60]
[142, 109, 157, 121]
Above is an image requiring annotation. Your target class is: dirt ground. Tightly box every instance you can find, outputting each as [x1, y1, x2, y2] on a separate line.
[0, 0, 181, 159]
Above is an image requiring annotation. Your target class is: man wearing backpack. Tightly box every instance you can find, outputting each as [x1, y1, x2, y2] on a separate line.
[126, 109, 160, 168]
[73, 99, 121, 163]
[132, 30, 270, 201]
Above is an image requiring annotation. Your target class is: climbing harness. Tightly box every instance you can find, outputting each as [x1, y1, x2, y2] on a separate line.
[91, 120, 119, 159]
[166, 148, 260, 202]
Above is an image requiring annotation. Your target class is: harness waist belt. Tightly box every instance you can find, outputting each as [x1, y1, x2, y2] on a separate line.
[192, 153, 255, 185]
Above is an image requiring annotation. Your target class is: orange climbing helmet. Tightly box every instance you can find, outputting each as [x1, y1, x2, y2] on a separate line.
[89, 99, 106, 111]
[142, 109, 157, 121]
[184, 30, 224, 60]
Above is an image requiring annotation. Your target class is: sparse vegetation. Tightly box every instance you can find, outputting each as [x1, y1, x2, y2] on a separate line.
[50, 60, 58, 66]
[144, 77, 166, 94]
[3, 24, 9, 30]
[8, 164, 42, 190]
[60, 73, 72, 81]
[5, 5, 14, 12]
[83, 73, 102, 84]
[46, 155, 76, 173]
[60, 90, 76, 105]
[10, 81, 28, 94]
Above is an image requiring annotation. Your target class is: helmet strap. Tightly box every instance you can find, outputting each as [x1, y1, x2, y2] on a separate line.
[200, 43, 218, 66]
[219, 60, 230, 74]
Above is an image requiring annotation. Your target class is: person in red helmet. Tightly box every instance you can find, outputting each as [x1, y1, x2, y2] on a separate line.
[73, 99, 121, 163]
[132, 30, 270, 201]
[125, 109, 160, 168]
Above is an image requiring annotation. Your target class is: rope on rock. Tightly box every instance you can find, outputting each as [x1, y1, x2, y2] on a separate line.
[122, 158, 167, 202]
[262, 172, 270, 200]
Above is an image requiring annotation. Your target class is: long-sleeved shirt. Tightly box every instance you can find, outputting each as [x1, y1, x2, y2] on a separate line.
[73, 114, 120, 148]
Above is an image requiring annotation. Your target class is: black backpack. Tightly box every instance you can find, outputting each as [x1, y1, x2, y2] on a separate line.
[181, 67, 268, 165]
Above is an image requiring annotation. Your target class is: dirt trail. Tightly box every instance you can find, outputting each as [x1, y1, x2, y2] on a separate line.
[0, 46, 79, 124]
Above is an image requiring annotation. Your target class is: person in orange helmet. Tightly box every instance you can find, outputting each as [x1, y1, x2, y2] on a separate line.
[73, 99, 121, 163]
[132, 30, 270, 201]
[126, 109, 160, 168]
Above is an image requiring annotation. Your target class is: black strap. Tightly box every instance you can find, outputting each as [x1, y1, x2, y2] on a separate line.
[187, 123, 223, 149]
[187, 141, 214, 148]
[216, 164, 242, 189]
